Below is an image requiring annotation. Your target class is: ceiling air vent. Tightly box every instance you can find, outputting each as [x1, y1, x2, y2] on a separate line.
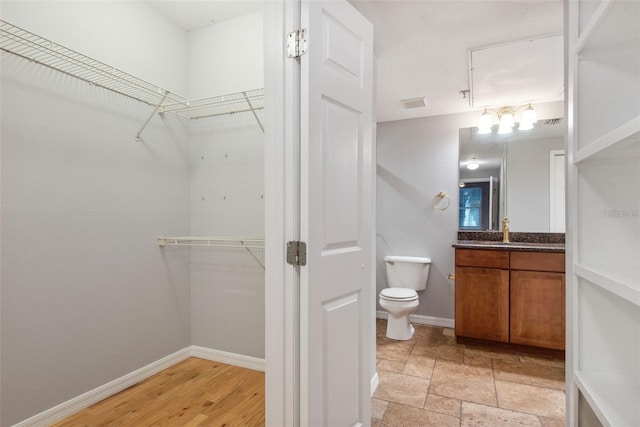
[544, 118, 562, 125]
[401, 97, 427, 109]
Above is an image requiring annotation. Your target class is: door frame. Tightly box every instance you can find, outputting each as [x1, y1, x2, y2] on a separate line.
[264, 1, 301, 425]
[549, 149, 565, 233]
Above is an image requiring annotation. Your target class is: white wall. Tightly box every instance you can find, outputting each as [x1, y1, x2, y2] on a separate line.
[188, 13, 265, 357]
[1, 2, 192, 425]
[377, 114, 465, 321]
[506, 136, 564, 231]
[188, 11, 264, 98]
[189, 115, 265, 357]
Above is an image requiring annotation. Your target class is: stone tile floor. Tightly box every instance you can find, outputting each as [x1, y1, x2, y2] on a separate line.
[373, 319, 565, 426]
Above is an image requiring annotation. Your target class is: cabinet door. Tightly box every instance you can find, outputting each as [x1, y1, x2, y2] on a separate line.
[455, 266, 509, 342]
[510, 271, 565, 350]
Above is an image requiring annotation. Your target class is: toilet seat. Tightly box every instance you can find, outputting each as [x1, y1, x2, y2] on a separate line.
[379, 287, 418, 301]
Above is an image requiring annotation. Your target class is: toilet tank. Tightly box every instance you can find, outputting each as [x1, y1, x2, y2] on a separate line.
[384, 256, 431, 290]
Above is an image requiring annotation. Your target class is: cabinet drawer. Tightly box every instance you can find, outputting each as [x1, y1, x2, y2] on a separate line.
[456, 249, 509, 269]
[510, 251, 565, 272]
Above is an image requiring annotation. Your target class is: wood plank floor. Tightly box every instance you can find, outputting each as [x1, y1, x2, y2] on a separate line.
[51, 357, 265, 427]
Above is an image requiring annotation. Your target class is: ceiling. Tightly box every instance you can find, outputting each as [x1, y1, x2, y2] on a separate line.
[147, 0, 564, 123]
[146, 1, 262, 30]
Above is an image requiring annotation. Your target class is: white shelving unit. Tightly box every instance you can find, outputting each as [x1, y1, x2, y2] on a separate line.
[0, 20, 264, 138]
[567, 1, 640, 426]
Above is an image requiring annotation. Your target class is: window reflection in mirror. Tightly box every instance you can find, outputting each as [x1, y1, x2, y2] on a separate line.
[459, 180, 499, 231]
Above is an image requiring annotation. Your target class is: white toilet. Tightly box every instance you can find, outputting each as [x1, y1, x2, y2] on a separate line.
[379, 255, 431, 340]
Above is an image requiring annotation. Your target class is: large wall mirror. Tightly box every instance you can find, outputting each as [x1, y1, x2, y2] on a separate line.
[458, 119, 566, 232]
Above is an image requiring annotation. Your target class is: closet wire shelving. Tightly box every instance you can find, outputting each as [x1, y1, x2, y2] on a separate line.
[0, 19, 264, 138]
[1, 19, 266, 265]
[158, 237, 265, 270]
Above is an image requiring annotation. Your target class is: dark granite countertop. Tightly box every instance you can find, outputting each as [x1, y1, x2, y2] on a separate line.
[457, 231, 565, 244]
[453, 240, 565, 253]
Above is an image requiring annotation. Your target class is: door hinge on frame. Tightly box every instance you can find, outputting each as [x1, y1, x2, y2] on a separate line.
[287, 29, 308, 58]
[286, 241, 307, 266]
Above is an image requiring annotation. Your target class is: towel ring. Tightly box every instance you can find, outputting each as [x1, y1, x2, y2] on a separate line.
[432, 192, 450, 210]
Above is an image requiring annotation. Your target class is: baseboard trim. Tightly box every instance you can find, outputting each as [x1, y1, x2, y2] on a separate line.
[12, 346, 265, 427]
[189, 346, 265, 372]
[370, 372, 379, 397]
[376, 310, 455, 329]
[12, 348, 191, 427]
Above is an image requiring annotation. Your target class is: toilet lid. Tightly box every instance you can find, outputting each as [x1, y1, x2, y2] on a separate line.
[380, 288, 418, 301]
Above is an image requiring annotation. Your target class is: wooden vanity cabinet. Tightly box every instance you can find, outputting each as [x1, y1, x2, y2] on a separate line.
[455, 249, 509, 342]
[510, 252, 565, 350]
[455, 248, 565, 350]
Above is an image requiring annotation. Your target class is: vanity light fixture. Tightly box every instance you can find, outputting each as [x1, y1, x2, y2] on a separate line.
[467, 158, 479, 170]
[477, 104, 537, 134]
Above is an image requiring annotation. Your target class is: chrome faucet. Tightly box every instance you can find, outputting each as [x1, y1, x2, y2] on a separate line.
[502, 217, 510, 243]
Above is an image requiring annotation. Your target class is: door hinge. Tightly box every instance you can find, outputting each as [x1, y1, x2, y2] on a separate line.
[286, 241, 307, 266]
[287, 29, 308, 58]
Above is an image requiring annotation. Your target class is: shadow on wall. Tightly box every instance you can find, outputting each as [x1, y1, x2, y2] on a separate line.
[375, 232, 392, 291]
[377, 164, 433, 214]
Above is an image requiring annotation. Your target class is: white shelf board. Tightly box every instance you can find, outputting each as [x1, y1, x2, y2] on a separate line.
[576, 0, 640, 56]
[575, 370, 640, 427]
[575, 115, 640, 164]
[574, 263, 640, 307]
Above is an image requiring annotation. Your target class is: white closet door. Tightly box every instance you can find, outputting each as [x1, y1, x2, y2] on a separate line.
[299, 0, 374, 425]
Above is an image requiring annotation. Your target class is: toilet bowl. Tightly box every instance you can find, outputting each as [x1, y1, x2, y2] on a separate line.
[379, 256, 431, 340]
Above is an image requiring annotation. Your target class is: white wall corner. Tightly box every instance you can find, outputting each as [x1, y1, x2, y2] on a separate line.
[12, 348, 191, 427]
[376, 310, 455, 329]
[189, 346, 265, 372]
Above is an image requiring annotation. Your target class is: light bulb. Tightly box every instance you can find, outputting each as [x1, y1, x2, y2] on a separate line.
[521, 104, 537, 124]
[478, 110, 492, 129]
[499, 112, 514, 129]
[467, 158, 479, 170]
[518, 120, 534, 131]
[477, 125, 492, 134]
[498, 121, 513, 134]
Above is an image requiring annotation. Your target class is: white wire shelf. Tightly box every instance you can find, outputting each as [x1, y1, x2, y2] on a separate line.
[0, 19, 265, 136]
[162, 88, 264, 132]
[158, 236, 265, 270]
[161, 88, 264, 120]
[0, 20, 187, 107]
[157, 236, 264, 249]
